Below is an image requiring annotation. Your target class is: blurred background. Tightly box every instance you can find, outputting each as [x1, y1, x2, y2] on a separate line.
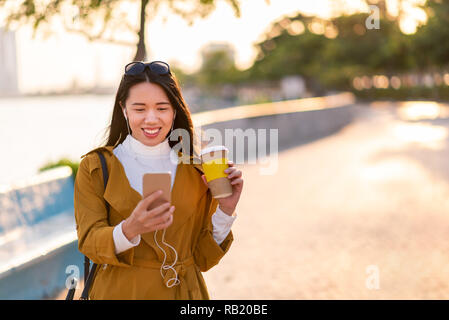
[1, 0, 449, 300]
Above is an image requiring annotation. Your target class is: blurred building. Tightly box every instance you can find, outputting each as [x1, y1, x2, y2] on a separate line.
[281, 75, 305, 99]
[0, 27, 19, 96]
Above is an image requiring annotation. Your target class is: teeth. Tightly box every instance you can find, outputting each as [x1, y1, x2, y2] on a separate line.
[144, 128, 160, 134]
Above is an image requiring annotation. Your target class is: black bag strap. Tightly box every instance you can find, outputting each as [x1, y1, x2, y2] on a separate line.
[79, 151, 110, 300]
[65, 278, 76, 300]
[83, 256, 90, 286]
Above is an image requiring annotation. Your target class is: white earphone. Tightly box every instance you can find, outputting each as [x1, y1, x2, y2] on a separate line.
[121, 101, 128, 120]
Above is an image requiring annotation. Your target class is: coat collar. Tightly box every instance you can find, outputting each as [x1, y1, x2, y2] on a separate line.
[81, 145, 207, 247]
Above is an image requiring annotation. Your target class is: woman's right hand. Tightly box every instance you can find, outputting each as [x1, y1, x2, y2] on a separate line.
[121, 190, 175, 241]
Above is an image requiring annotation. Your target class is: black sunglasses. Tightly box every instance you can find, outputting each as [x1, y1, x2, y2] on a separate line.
[124, 61, 171, 76]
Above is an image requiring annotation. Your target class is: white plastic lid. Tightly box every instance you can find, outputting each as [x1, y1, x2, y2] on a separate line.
[200, 145, 229, 156]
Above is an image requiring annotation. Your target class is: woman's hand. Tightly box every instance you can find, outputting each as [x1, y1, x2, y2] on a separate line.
[122, 190, 175, 241]
[201, 160, 243, 216]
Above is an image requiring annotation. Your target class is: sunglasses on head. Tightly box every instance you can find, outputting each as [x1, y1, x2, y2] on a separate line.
[124, 61, 171, 76]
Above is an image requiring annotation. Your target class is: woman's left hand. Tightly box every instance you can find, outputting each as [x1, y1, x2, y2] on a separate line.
[201, 160, 243, 216]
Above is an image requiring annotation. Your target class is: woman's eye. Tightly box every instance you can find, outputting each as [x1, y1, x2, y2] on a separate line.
[134, 108, 167, 111]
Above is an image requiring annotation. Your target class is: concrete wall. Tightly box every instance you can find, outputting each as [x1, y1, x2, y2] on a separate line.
[192, 93, 357, 164]
[0, 167, 79, 299]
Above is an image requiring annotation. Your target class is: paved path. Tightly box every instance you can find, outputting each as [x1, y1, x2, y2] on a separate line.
[203, 103, 449, 299]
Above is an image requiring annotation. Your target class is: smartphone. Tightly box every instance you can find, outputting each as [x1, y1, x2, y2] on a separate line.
[142, 172, 172, 211]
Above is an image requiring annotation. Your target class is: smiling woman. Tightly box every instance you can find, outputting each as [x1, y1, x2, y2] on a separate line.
[72, 60, 243, 300]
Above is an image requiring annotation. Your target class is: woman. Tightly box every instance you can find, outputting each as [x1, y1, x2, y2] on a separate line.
[74, 61, 243, 299]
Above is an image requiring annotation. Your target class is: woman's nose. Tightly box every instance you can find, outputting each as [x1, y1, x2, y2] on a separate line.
[144, 110, 159, 122]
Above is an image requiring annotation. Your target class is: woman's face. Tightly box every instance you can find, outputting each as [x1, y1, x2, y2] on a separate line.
[122, 81, 176, 147]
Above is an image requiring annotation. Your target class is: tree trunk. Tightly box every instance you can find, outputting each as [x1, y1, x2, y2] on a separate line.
[133, 0, 149, 61]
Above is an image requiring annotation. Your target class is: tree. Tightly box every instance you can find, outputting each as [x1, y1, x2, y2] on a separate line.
[0, 0, 243, 61]
[248, 14, 331, 93]
[412, 0, 449, 70]
[247, 11, 413, 92]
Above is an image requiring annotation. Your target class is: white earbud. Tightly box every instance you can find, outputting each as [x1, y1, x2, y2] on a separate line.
[120, 101, 127, 120]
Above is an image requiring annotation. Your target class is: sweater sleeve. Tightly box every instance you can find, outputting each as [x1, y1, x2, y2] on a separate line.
[113, 221, 141, 254]
[211, 206, 237, 245]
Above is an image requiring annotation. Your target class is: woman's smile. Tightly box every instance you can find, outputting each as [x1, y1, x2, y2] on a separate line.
[142, 127, 161, 138]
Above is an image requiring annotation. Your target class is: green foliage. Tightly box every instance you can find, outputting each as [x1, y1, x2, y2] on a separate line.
[247, 12, 417, 92]
[39, 158, 80, 183]
[229, 2, 449, 98]
[196, 50, 241, 88]
[170, 65, 194, 87]
[254, 30, 328, 81]
[411, 0, 449, 70]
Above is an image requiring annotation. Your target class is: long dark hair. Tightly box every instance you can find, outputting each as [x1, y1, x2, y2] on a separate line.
[100, 64, 200, 161]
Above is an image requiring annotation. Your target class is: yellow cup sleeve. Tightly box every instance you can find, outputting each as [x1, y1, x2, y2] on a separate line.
[202, 158, 228, 182]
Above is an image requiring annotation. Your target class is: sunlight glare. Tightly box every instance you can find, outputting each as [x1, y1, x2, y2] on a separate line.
[398, 101, 441, 121]
[393, 123, 448, 150]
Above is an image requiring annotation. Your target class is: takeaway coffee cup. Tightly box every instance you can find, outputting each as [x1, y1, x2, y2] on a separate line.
[200, 145, 233, 199]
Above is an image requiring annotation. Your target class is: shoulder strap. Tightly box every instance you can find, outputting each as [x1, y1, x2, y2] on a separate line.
[97, 151, 110, 211]
[80, 151, 109, 300]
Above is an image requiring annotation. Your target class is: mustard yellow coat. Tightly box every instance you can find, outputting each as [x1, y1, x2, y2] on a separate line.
[74, 145, 234, 300]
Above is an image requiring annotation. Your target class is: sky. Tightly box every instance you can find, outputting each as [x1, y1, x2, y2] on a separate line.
[2, 0, 426, 94]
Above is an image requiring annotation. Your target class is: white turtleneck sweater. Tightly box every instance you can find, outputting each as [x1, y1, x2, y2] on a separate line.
[111, 134, 237, 254]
